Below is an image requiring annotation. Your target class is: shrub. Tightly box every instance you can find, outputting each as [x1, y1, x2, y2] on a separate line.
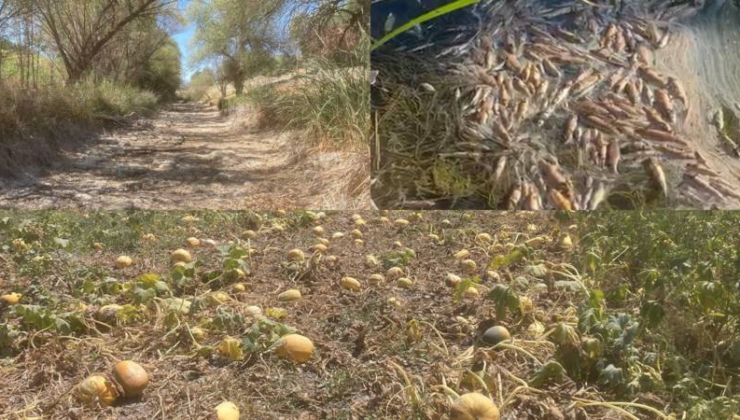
[223, 31, 370, 150]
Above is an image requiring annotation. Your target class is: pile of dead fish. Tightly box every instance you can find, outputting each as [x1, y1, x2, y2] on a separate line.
[430, 0, 740, 209]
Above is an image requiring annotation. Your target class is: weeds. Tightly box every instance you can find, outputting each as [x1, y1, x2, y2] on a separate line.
[0, 78, 160, 177]
[223, 31, 369, 150]
[4, 210, 737, 418]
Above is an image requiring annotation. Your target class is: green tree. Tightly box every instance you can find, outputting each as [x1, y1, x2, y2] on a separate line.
[36, 0, 178, 84]
[187, 68, 216, 100]
[187, 0, 285, 95]
[136, 36, 182, 99]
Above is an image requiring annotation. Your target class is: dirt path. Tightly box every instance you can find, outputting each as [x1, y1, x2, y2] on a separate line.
[0, 102, 338, 209]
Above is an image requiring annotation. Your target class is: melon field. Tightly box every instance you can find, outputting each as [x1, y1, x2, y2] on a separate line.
[1, 210, 739, 419]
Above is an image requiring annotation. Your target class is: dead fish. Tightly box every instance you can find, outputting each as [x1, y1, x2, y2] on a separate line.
[639, 66, 668, 87]
[580, 128, 594, 149]
[588, 181, 608, 210]
[541, 58, 561, 78]
[535, 79, 550, 102]
[501, 110, 512, 131]
[471, 48, 487, 67]
[657, 30, 671, 49]
[641, 84, 654, 106]
[647, 22, 662, 44]
[571, 101, 612, 119]
[523, 191, 541, 210]
[564, 114, 578, 142]
[503, 76, 514, 95]
[500, 85, 511, 106]
[549, 54, 589, 66]
[642, 158, 668, 197]
[506, 184, 523, 209]
[613, 76, 630, 94]
[515, 99, 529, 122]
[521, 64, 532, 83]
[479, 33, 493, 50]
[720, 134, 740, 156]
[504, 53, 523, 73]
[667, 77, 687, 107]
[572, 74, 602, 97]
[478, 71, 499, 88]
[685, 163, 719, 180]
[596, 134, 608, 167]
[600, 101, 634, 119]
[607, 69, 627, 89]
[622, 140, 652, 154]
[606, 92, 637, 108]
[485, 50, 498, 70]
[635, 77, 644, 95]
[573, 127, 584, 148]
[553, 26, 584, 44]
[643, 107, 673, 133]
[591, 48, 628, 67]
[529, 64, 543, 87]
[475, 95, 494, 124]
[524, 49, 544, 62]
[623, 26, 638, 51]
[492, 120, 512, 143]
[583, 115, 619, 135]
[513, 77, 531, 95]
[684, 173, 726, 201]
[604, 22, 618, 40]
[709, 178, 740, 200]
[540, 83, 572, 120]
[548, 189, 573, 210]
[529, 26, 553, 40]
[713, 107, 725, 132]
[613, 29, 627, 52]
[694, 151, 709, 167]
[615, 122, 639, 137]
[634, 43, 654, 66]
[531, 42, 562, 56]
[573, 68, 596, 85]
[584, 141, 598, 166]
[654, 89, 675, 122]
[653, 144, 693, 160]
[606, 139, 621, 173]
[493, 156, 507, 182]
[625, 80, 641, 105]
[538, 161, 568, 190]
[420, 83, 436, 92]
[636, 128, 686, 145]
[504, 32, 517, 54]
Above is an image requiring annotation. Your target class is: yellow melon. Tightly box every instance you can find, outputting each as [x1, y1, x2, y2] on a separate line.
[276, 334, 314, 364]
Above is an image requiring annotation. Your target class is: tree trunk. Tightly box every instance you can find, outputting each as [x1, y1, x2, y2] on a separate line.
[234, 78, 245, 96]
[66, 65, 86, 85]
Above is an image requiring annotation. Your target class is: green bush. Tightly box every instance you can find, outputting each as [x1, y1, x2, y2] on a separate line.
[0, 77, 160, 176]
[72, 79, 159, 116]
[0, 78, 159, 137]
[577, 211, 740, 417]
[223, 31, 370, 149]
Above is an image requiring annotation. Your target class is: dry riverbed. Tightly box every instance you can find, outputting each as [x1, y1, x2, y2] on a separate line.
[0, 102, 370, 210]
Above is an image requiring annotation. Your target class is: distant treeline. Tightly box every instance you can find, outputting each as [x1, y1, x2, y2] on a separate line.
[0, 0, 182, 99]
